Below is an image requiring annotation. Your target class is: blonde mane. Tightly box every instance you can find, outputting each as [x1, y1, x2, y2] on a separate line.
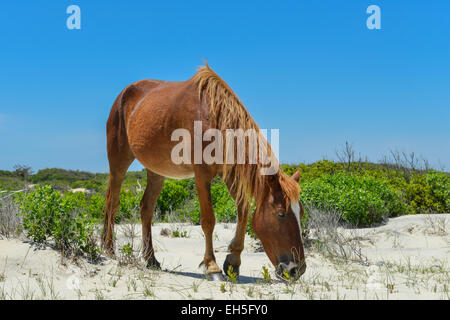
[192, 63, 300, 212]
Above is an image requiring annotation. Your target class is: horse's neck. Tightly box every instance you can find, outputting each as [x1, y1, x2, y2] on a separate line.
[223, 164, 268, 209]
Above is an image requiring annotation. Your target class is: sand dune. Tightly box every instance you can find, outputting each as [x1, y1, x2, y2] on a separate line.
[0, 214, 448, 300]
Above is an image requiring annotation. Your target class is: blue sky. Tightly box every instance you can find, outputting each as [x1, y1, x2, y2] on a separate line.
[0, 1, 449, 173]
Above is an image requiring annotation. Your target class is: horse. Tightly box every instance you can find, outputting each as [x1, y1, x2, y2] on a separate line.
[102, 63, 306, 281]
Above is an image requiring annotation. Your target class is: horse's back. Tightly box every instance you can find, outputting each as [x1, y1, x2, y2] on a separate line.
[121, 78, 207, 178]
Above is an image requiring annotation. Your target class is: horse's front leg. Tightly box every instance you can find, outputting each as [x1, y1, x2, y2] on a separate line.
[223, 198, 249, 278]
[194, 168, 224, 281]
[222, 177, 250, 277]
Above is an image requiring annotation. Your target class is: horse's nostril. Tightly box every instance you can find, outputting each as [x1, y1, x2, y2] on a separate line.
[276, 261, 306, 281]
[276, 263, 289, 279]
[289, 268, 297, 278]
[288, 263, 305, 279]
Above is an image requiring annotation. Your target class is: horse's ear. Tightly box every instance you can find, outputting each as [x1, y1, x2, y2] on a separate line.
[291, 170, 301, 183]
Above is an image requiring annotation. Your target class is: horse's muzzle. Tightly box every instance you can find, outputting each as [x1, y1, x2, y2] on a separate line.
[276, 260, 306, 281]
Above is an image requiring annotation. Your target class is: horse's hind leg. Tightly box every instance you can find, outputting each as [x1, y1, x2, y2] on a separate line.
[102, 155, 134, 255]
[140, 170, 164, 269]
[102, 100, 135, 255]
[102, 162, 133, 255]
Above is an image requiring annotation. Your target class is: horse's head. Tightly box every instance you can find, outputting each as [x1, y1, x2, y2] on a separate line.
[252, 170, 306, 280]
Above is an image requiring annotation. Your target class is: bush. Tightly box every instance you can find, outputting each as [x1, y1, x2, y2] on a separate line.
[179, 198, 201, 224]
[282, 159, 449, 217]
[70, 179, 105, 192]
[246, 213, 257, 239]
[282, 160, 345, 181]
[0, 176, 26, 190]
[210, 181, 237, 223]
[117, 189, 142, 222]
[426, 171, 450, 212]
[2, 159, 445, 236]
[20, 186, 61, 242]
[87, 193, 105, 220]
[181, 179, 238, 225]
[156, 179, 191, 215]
[31, 168, 95, 184]
[300, 173, 407, 226]
[405, 171, 450, 213]
[19, 185, 100, 260]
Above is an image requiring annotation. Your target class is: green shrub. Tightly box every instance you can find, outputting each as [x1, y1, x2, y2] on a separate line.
[20, 185, 61, 242]
[116, 179, 196, 222]
[300, 173, 407, 225]
[426, 171, 450, 212]
[182, 198, 201, 224]
[405, 171, 450, 213]
[31, 168, 95, 184]
[19, 185, 100, 260]
[181, 179, 238, 225]
[156, 179, 191, 215]
[210, 181, 237, 223]
[62, 191, 88, 210]
[70, 179, 105, 192]
[117, 189, 142, 222]
[3, 160, 446, 236]
[282, 160, 345, 182]
[246, 213, 256, 239]
[120, 242, 134, 257]
[87, 193, 105, 220]
[0, 176, 26, 190]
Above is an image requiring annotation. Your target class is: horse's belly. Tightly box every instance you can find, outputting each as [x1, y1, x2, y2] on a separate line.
[130, 136, 195, 179]
[127, 116, 195, 179]
[125, 79, 204, 179]
[145, 160, 195, 180]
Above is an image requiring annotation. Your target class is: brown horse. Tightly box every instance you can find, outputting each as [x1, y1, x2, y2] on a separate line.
[102, 63, 306, 280]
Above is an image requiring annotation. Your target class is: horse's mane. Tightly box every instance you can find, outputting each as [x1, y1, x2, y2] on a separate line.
[192, 63, 300, 212]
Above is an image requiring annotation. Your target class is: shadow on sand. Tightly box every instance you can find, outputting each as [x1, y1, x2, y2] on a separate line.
[163, 268, 274, 284]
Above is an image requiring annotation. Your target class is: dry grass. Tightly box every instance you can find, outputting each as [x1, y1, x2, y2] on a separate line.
[423, 215, 448, 236]
[304, 205, 367, 263]
[0, 196, 23, 239]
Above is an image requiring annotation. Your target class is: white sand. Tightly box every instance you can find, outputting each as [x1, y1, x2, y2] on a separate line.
[0, 214, 448, 300]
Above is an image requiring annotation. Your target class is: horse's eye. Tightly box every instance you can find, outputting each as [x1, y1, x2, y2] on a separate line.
[277, 211, 286, 218]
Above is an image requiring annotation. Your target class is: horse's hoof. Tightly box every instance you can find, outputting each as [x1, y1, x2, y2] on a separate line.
[146, 258, 161, 270]
[223, 255, 240, 278]
[206, 272, 225, 281]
